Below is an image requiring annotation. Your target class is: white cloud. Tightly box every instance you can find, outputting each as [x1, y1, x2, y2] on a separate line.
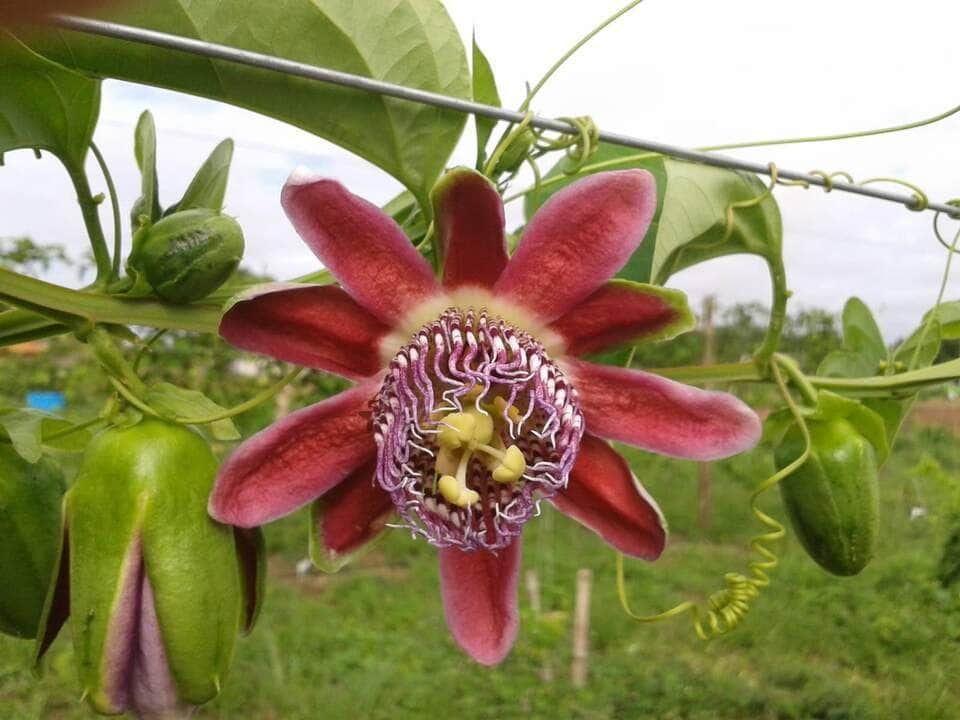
[1, 0, 958, 340]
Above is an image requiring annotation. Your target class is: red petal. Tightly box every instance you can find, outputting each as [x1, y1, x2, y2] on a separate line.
[565, 359, 761, 461]
[209, 378, 381, 527]
[551, 434, 665, 559]
[219, 283, 389, 379]
[438, 540, 521, 666]
[282, 170, 440, 324]
[432, 167, 508, 289]
[310, 458, 393, 572]
[494, 170, 657, 322]
[550, 280, 694, 356]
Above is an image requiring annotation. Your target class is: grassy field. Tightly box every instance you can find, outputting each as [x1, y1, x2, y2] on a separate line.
[2, 426, 959, 719]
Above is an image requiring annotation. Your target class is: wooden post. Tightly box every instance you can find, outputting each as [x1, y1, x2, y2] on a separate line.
[525, 569, 542, 614]
[571, 569, 592, 688]
[525, 569, 553, 682]
[698, 296, 716, 534]
[275, 383, 294, 419]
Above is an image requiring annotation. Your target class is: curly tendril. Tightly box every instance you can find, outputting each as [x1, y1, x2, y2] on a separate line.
[706, 163, 781, 250]
[616, 356, 811, 640]
[550, 116, 600, 174]
[933, 199, 960, 253]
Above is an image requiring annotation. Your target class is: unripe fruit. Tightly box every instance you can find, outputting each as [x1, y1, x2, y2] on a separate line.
[775, 418, 879, 576]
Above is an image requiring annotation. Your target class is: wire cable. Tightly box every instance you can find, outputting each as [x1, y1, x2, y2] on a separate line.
[45, 13, 960, 219]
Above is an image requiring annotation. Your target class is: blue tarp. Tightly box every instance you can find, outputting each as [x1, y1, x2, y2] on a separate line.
[26, 391, 65, 412]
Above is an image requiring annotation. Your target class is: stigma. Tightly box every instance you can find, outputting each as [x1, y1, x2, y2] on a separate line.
[371, 307, 583, 552]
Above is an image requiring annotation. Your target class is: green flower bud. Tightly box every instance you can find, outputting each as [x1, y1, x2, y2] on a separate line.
[0, 445, 65, 638]
[494, 128, 535, 175]
[35, 420, 263, 719]
[140, 208, 244, 304]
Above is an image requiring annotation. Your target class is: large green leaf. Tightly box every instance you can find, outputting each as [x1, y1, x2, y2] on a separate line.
[0, 32, 100, 170]
[649, 160, 781, 284]
[23, 0, 469, 207]
[525, 145, 780, 285]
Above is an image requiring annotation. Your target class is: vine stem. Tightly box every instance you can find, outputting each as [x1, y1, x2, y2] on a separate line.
[89, 141, 123, 281]
[505, 99, 960, 205]
[66, 161, 112, 289]
[0, 414, 104, 447]
[753, 256, 788, 365]
[771, 353, 818, 406]
[0, 267, 221, 333]
[177, 367, 303, 425]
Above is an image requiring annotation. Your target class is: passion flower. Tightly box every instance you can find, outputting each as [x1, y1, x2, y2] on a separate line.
[210, 166, 761, 664]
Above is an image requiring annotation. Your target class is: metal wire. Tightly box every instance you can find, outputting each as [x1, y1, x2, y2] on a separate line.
[49, 13, 960, 219]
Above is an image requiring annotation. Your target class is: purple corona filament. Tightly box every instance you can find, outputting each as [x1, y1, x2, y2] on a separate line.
[371, 307, 584, 551]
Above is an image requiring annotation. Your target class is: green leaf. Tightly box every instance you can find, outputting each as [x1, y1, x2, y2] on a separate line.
[863, 396, 912, 452]
[175, 138, 234, 213]
[923, 300, 960, 340]
[817, 349, 876, 379]
[471, 34, 501, 169]
[0, 409, 97, 463]
[649, 160, 781, 284]
[841, 297, 887, 367]
[524, 147, 780, 285]
[0, 409, 43, 463]
[23, 0, 470, 207]
[382, 189, 427, 243]
[0, 32, 100, 171]
[762, 407, 801, 447]
[811, 391, 889, 465]
[894, 320, 941, 371]
[144, 383, 240, 440]
[131, 110, 161, 233]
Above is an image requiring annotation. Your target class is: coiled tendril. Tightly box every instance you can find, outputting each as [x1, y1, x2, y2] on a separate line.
[615, 357, 811, 640]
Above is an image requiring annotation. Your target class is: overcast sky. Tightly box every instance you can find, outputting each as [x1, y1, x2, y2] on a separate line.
[2, 0, 958, 340]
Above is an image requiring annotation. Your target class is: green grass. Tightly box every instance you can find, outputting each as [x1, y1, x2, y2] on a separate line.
[2, 428, 959, 719]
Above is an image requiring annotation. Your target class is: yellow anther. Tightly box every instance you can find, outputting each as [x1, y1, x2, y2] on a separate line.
[437, 412, 476, 449]
[438, 474, 480, 508]
[437, 409, 494, 449]
[492, 445, 527, 484]
[471, 409, 494, 445]
[492, 396, 522, 424]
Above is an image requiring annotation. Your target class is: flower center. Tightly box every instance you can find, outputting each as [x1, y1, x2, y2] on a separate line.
[371, 306, 583, 551]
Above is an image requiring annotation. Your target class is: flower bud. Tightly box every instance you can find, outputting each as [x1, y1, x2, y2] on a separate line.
[35, 420, 263, 719]
[0, 446, 65, 639]
[139, 208, 244, 304]
[493, 128, 535, 175]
